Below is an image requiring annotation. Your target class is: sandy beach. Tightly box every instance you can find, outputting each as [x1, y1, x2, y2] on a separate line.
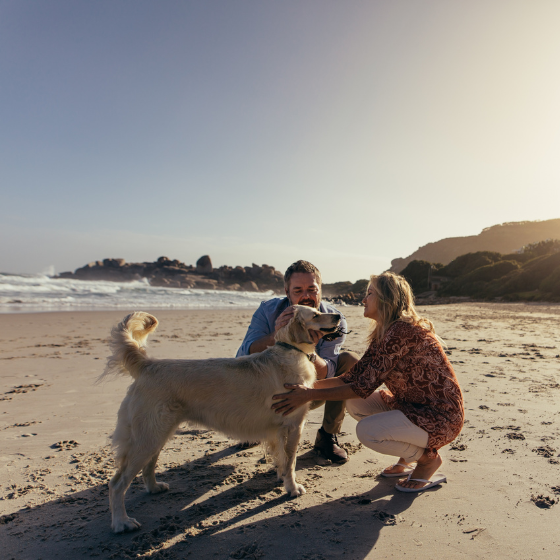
[1, 303, 559, 559]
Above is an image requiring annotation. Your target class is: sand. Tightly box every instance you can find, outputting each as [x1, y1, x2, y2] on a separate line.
[1, 303, 559, 559]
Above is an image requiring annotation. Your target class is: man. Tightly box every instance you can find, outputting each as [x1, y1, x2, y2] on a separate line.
[236, 260, 359, 463]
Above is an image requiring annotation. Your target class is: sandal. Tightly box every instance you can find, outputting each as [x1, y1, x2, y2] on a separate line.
[380, 462, 416, 478]
[395, 472, 447, 492]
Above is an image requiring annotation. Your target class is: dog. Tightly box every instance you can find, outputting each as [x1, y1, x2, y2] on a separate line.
[102, 305, 341, 533]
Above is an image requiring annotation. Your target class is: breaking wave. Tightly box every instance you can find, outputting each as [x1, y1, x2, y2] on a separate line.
[0, 273, 273, 313]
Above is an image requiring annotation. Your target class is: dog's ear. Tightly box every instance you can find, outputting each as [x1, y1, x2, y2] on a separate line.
[287, 312, 313, 344]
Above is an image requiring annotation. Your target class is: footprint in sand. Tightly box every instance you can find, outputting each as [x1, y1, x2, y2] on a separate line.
[531, 494, 556, 508]
[51, 440, 80, 451]
[506, 432, 525, 440]
[532, 445, 556, 458]
[5, 384, 43, 395]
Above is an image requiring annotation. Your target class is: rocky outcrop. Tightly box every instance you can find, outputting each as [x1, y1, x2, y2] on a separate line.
[196, 255, 212, 274]
[56, 256, 285, 293]
[390, 219, 560, 273]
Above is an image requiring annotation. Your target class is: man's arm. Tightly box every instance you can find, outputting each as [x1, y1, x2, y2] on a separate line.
[236, 303, 271, 357]
[248, 333, 276, 354]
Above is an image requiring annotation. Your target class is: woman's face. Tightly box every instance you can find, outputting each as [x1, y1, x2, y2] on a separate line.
[362, 285, 380, 321]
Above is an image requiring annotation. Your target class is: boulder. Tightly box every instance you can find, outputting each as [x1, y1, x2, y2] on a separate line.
[250, 263, 262, 277]
[103, 258, 126, 267]
[195, 279, 217, 290]
[196, 255, 213, 274]
[242, 281, 259, 292]
[150, 277, 172, 287]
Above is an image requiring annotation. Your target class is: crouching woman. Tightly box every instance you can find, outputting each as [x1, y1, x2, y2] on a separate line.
[272, 272, 464, 492]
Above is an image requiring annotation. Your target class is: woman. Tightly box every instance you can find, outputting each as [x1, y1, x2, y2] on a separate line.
[272, 272, 464, 492]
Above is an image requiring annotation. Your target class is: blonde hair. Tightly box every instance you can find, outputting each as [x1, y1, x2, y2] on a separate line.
[367, 272, 438, 345]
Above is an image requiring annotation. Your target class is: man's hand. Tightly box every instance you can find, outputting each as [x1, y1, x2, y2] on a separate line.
[249, 306, 297, 354]
[271, 384, 312, 416]
[274, 306, 295, 333]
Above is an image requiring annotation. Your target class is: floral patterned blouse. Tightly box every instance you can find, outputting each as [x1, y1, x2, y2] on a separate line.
[340, 320, 464, 456]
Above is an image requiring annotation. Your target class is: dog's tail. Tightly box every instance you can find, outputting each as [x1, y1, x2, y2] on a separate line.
[98, 312, 159, 382]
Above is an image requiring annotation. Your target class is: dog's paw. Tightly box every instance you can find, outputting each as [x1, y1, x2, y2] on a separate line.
[286, 483, 306, 497]
[112, 516, 141, 533]
[149, 481, 169, 494]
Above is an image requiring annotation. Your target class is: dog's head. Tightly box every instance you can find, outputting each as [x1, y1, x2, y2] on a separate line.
[276, 305, 341, 347]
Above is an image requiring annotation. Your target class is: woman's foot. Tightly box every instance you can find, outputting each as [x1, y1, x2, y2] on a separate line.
[398, 450, 443, 490]
[381, 458, 414, 476]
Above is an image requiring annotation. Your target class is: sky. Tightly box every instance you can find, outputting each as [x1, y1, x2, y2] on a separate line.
[1, 0, 560, 282]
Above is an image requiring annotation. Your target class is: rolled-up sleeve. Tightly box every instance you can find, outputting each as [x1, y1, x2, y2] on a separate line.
[236, 303, 271, 357]
[317, 313, 348, 378]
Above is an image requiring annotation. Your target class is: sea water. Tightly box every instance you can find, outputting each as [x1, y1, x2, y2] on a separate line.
[0, 273, 274, 313]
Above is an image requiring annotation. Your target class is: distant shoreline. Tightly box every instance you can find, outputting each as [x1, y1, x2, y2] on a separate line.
[0, 305, 262, 316]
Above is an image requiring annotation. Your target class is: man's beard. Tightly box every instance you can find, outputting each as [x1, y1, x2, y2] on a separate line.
[294, 296, 320, 308]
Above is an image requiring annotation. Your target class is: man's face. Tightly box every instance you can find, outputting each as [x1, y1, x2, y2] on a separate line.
[286, 272, 321, 308]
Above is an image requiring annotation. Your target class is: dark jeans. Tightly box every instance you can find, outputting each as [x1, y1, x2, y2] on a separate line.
[310, 351, 360, 434]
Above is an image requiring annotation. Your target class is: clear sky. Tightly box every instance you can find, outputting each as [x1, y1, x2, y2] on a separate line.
[2, 0, 559, 282]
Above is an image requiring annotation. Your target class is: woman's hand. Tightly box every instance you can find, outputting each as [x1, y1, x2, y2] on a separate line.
[271, 384, 312, 416]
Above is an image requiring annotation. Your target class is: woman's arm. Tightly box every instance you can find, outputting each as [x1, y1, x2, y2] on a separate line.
[271, 377, 358, 416]
[343, 322, 417, 399]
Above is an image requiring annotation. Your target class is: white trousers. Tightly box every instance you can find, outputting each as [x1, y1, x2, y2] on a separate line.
[346, 392, 429, 463]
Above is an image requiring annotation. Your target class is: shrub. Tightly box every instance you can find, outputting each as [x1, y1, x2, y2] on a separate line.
[487, 253, 560, 296]
[501, 252, 532, 264]
[463, 260, 519, 283]
[521, 239, 560, 258]
[439, 252, 502, 278]
[352, 279, 369, 294]
[540, 265, 560, 296]
[400, 260, 443, 294]
[322, 281, 353, 297]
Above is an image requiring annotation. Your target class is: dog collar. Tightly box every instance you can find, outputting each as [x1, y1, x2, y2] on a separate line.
[275, 342, 316, 362]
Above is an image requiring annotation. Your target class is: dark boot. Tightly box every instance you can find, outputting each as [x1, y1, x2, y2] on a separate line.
[314, 427, 348, 463]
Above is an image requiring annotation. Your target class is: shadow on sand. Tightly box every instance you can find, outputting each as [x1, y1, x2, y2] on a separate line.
[2, 442, 433, 559]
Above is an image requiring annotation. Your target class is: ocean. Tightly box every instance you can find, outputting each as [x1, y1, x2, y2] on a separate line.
[0, 273, 274, 313]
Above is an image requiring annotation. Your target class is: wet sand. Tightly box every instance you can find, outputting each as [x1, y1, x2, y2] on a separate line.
[1, 303, 559, 559]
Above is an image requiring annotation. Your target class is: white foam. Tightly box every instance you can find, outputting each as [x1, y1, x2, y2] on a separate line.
[0, 273, 273, 313]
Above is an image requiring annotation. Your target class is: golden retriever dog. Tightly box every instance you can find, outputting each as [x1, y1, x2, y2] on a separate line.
[102, 305, 341, 533]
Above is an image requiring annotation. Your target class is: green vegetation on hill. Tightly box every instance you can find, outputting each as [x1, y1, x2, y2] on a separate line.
[401, 240, 560, 301]
[398, 260, 443, 294]
[390, 218, 560, 273]
[322, 279, 369, 299]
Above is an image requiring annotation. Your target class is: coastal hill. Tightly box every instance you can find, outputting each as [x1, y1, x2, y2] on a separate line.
[400, 239, 560, 301]
[390, 218, 560, 273]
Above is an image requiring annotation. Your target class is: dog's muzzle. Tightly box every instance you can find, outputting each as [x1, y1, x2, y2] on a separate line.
[320, 325, 351, 341]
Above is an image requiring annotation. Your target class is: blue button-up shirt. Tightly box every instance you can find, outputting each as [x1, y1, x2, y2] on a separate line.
[236, 297, 347, 377]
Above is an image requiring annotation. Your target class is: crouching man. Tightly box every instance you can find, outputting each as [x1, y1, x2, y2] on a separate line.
[236, 260, 359, 463]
